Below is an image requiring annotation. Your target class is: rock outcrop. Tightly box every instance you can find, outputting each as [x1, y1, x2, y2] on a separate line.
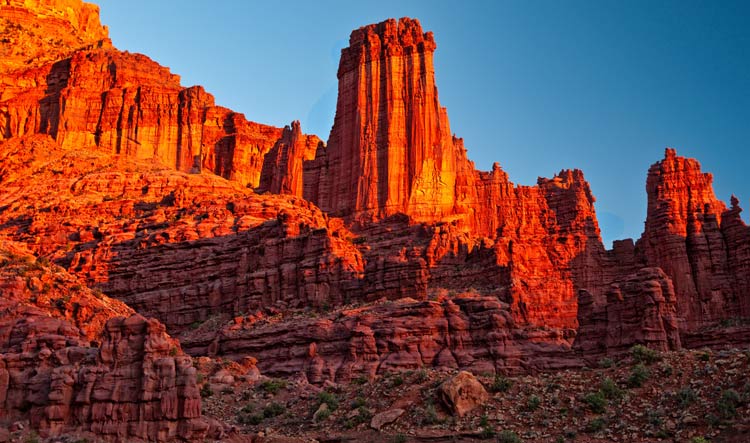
[257, 120, 322, 197]
[0, 135, 365, 332]
[304, 18, 466, 222]
[0, 246, 208, 441]
[636, 149, 750, 330]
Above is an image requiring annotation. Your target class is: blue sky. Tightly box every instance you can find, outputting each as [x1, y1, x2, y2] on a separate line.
[97, 0, 749, 247]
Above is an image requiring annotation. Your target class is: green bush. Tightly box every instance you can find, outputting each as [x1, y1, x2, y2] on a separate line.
[631, 344, 661, 364]
[583, 391, 607, 413]
[717, 389, 741, 419]
[678, 387, 697, 407]
[627, 364, 649, 388]
[260, 378, 287, 395]
[586, 417, 607, 433]
[317, 391, 340, 412]
[598, 357, 615, 369]
[263, 402, 285, 418]
[200, 383, 213, 398]
[599, 378, 623, 400]
[526, 394, 541, 411]
[420, 401, 441, 426]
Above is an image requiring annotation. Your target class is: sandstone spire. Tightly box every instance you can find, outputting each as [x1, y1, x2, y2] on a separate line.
[310, 18, 466, 221]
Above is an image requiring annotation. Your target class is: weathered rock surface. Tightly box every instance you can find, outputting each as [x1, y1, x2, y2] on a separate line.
[0, 246, 208, 441]
[438, 371, 488, 417]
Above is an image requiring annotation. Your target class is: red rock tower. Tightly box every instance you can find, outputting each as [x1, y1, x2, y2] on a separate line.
[313, 18, 466, 221]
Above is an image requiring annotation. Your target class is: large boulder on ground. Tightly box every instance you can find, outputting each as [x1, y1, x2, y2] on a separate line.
[438, 371, 489, 417]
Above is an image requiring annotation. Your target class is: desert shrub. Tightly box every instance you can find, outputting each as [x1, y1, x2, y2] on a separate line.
[599, 378, 623, 400]
[263, 402, 285, 418]
[414, 368, 429, 383]
[317, 391, 339, 412]
[420, 400, 441, 425]
[526, 394, 541, 411]
[260, 378, 287, 395]
[586, 417, 607, 433]
[598, 357, 615, 369]
[631, 344, 661, 364]
[583, 391, 607, 413]
[200, 383, 213, 398]
[351, 396, 367, 409]
[678, 387, 697, 407]
[717, 389, 741, 419]
[627, 364, 649, 388]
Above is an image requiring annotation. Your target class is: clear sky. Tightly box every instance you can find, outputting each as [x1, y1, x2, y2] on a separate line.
[97, 0, 749, 247]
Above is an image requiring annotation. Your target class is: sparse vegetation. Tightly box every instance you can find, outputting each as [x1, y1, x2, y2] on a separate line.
[317, 390, 340, 412]
[678, 387, 697, 407]
[200, 383, 213, 398]
[599, 378, 623, 400]
[263, 402, 285, 418]
[586, 417, 607, 433]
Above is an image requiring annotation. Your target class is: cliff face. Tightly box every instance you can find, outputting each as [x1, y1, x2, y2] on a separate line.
[637, 149, 750, 330]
